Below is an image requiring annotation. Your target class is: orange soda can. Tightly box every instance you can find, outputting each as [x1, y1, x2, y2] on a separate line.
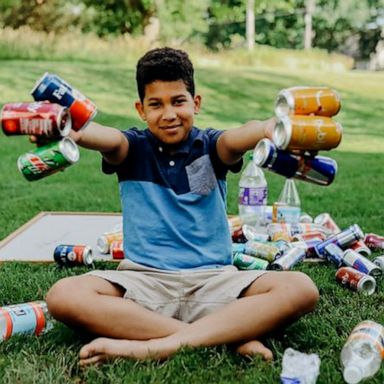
[97, 231, 123, 254]
[271, 231, 292, 242]
[275, 86, 341, 118]
[273, 115, 343, 152]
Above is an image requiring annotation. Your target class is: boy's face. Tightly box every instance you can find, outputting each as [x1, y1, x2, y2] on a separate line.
[135, 80, 201, 146]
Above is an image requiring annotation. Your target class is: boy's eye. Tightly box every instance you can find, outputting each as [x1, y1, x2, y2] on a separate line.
[148, 102, 160, 107]
[174, 99, 186, 105]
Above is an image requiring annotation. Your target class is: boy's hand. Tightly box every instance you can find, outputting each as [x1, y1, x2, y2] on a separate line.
[263, 117, 277, 140]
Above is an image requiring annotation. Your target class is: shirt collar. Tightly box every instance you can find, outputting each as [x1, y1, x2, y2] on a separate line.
[146, 127, 204, 154]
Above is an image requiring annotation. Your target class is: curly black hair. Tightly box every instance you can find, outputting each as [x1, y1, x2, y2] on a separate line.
[136, 47, 195, 102]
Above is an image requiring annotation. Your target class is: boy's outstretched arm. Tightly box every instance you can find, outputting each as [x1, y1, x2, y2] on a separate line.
[216, 118, 276, 166]
[69, 122, 129, 165]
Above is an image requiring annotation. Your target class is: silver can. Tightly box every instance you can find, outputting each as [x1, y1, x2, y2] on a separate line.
[269, 247, 306, 271]
[373, 256, 384, 272]
[342, 249, 382, 278]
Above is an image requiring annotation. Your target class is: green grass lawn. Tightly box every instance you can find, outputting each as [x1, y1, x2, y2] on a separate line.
[0, 59, 383, 383]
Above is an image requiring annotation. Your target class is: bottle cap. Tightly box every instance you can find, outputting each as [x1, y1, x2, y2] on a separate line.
[343, 365, 363, 384]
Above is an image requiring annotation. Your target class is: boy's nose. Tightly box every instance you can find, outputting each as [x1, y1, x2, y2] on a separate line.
[162, 106, 177, 120]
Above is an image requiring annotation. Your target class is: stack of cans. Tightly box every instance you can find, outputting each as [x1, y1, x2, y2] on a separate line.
[1, 73, 97, 181]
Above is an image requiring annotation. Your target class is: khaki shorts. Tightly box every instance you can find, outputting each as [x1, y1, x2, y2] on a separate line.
[88, 259, 267, 323]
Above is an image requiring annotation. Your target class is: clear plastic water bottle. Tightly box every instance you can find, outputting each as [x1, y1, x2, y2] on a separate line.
[280, 347, 321, 383]
[341, 320, 384, 384]
[238, 153, 268, 226]
[273, 178, 301, 223]
[0, 301, 55, 342]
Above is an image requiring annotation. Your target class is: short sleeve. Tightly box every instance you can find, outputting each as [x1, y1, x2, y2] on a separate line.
[102, 128, 140, 175]
[205, 128, 243, 176]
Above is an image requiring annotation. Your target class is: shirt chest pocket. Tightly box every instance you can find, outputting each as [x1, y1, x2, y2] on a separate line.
[186, 155, 218, 196]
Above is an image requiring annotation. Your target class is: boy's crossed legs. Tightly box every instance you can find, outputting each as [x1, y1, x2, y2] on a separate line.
[46, 270, 319, 365]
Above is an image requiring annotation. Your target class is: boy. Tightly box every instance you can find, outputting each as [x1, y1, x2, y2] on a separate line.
[46, 47, 319, 365]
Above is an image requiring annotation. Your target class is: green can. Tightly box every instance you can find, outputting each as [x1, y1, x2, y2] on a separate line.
[17, 137, 80, 181]
[233, 252, 269, 270]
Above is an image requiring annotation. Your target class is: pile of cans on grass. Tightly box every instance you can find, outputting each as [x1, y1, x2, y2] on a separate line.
[228, 213, 384, 295]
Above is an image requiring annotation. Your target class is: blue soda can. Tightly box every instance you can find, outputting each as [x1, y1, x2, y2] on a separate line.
[315, 224, 364, 258]
[31, 72, 97, 131]
[324, 243, 344, 267]
[253, 139, 337, 186]
[342, 249, 382, 278]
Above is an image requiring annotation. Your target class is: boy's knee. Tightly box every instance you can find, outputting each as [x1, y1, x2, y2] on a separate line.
[288, 271, 319, 312]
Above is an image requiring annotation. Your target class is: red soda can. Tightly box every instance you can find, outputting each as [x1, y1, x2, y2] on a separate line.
[335, 267, 376, 295]
[110, 240, 124, 260]
[31, 72, 97, 131]
[364, 233, 384, 251]
[1, 102, 71, 137]
[293, 231, 326, 242]
[314, 213, 340, 234]
[349, 241, 371, 257]
[53, 244, 93, 267]
[232, 227, 247, 243]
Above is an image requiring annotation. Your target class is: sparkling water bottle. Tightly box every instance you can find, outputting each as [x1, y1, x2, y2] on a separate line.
[0, 301, 54, 341]
[341, 320, 384, 384]
[238, 154, 268, 226]
[273, 178, 301, 223]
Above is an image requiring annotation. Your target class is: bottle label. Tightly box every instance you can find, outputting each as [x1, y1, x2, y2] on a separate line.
[239, 187, 267, 206]
[280, 377, 301, 384]
[347, 320, 384, 358]
[1, 302, 46, 339]
[273, 204, 301, 224]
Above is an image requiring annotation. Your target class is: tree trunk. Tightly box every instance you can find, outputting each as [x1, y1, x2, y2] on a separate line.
[304, 0, 316, 50]
[246, 0, 255, 51]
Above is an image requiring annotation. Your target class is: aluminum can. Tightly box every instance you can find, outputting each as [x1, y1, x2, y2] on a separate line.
[244, 240, 281, 262]
[0, 301, 48, 341]
[97, 231, 123, 254]
[1, 101, 71, 137]
[373, 256, 384, 272]
[268, 223, 331, 238]
[275, 86, 341, 118]
[228, 215, 243, 235]
[271, 231, 292, 242]
[364, 233, 384, 251]
[273, 115, 343, 151]
[314, 224, 364, 258]
[253, 139, 337, 186]
[299, 213, 313, 223]
[293, 231, 326, 242]
[232, 243, 246, 254]
[335, 267, 376, 295]
[324, 243, 344, 267]
[242, 224, 270, 242]
[303, 238, 323, 258]
[232, 227, 247, 243]
[17, 137, 79, 181]
[349, 241, 371, 257]
[110, 240, 124, 260]
[314, 212, 340, 234]
[272, 202, 301, 224]
[342, 249, 382, 278]
[269, 247, 306, 270]
[54, 244, 93, 267]
[233, 252, 269, 270]
[31, 72, 97, 131]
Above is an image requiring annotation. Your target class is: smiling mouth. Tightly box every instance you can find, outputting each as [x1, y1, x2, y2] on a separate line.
[161, 125, 182, 130]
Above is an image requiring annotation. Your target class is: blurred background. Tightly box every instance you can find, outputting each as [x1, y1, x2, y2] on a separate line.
[0, 0, 383, 71]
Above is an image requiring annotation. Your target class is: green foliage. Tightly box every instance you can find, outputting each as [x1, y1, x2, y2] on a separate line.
[0, 54, 384, 383]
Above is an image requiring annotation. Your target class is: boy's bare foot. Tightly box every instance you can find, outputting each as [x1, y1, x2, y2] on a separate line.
[236, 340, 273, 361]
[79, 337, 177, 366]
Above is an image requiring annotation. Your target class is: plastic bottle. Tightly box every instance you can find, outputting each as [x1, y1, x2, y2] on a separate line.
[341, 320, 384, 384]
[0, 301, 54, 342]
[280, 347, 321, 383]
[238, 153, 268, 226]
[273, 178, 301, 224]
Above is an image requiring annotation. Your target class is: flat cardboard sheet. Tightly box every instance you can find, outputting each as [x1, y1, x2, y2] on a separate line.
[0, 212, 122, 262]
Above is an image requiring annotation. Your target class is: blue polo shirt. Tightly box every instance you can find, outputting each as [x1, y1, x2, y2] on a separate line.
[103, 126, 242, 270]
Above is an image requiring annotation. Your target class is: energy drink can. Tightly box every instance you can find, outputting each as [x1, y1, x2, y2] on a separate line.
[17, 137, 79, 181]
[342, 249, 382, 278]
[269, 247, 306, 270]
[233, 252, 269, 270]
[54, 244, 93, 267]
[275, 86, 341, 118]
[253, 139, 337, 186]
[110, 240, 124, 260]
[273, 115, 343, 152]
[335, 267, 376, 295]
[244, 240, 281, 262]
[314, 224, 364, 258]
[323, 243, 344, 267]
[31, 72, 97, 131]
[1, 102, 71, 137]
[97, 231, 123, 254]
[373, 256, 384, 272]
[364, 233, 384, 251]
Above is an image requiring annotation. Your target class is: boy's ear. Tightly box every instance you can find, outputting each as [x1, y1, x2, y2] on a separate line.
[194, 95, 202, 114]
[135, 100, 146, 121]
